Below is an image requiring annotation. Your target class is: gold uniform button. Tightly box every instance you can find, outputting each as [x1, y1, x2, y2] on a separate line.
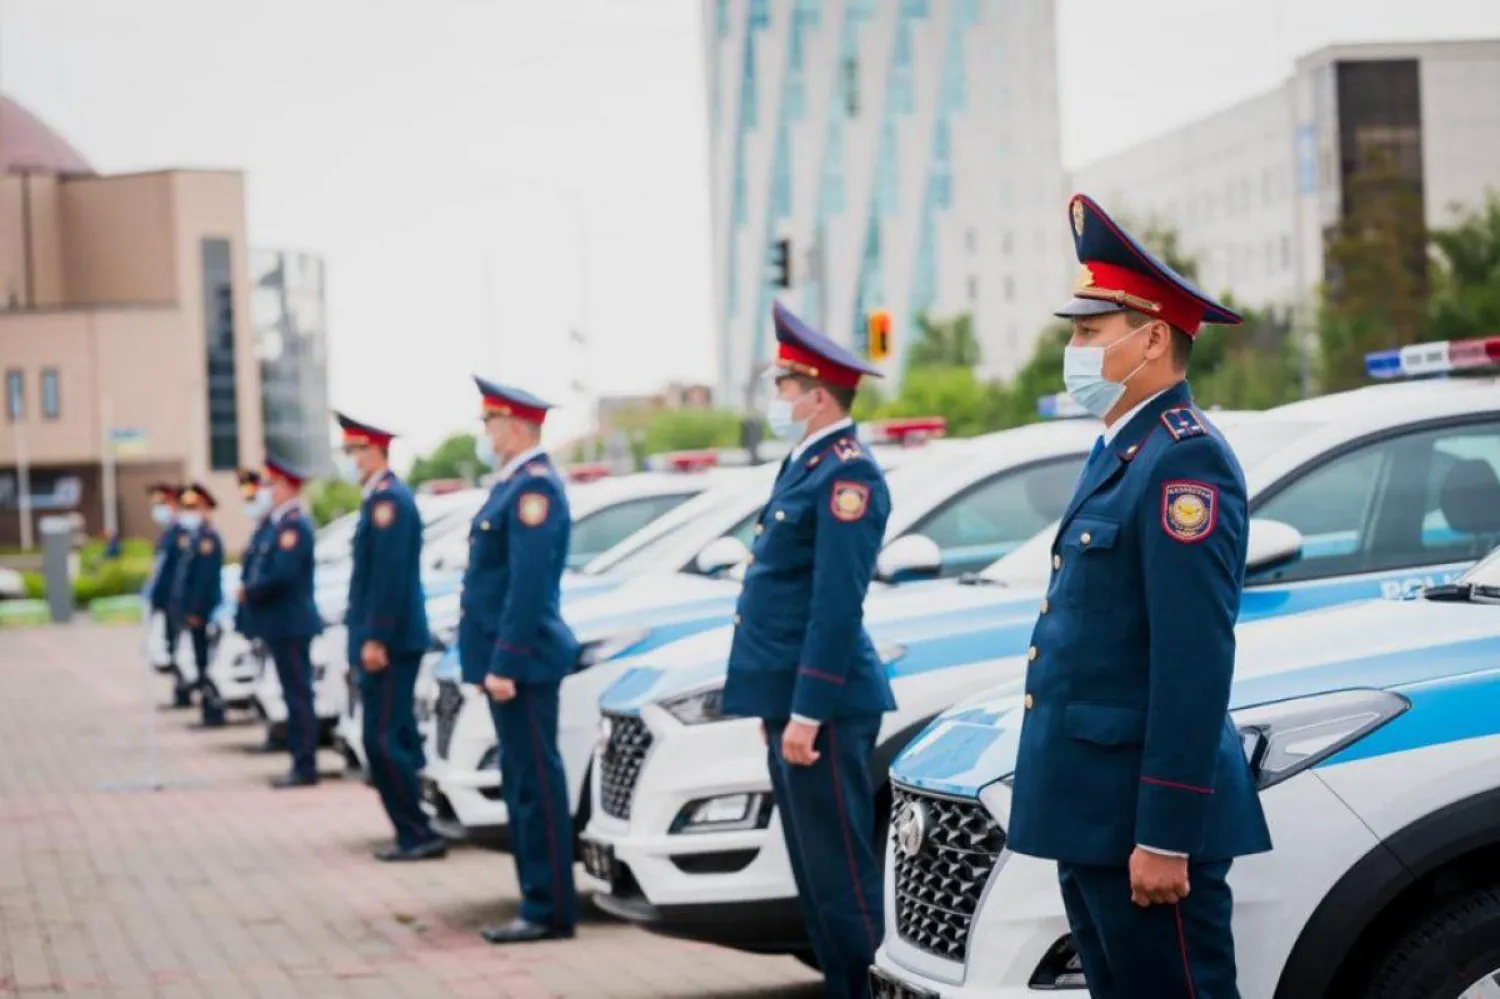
[775, 510, 786, 521]
[733, 614, 742, 625]
[1024, 694, 1035, 710]
[754, 524, 764, 536]
[1080, 531, 1092, 545]
[745, 555, 754, 566]
[1027, 646, 1038, 662]
[1053, 554, 1062, 570]
[1040, 598, 1049, 614]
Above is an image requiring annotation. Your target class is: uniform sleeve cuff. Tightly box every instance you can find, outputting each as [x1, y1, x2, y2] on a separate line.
[790, 714, 821, 726]
[1138, 844, 1189, 858]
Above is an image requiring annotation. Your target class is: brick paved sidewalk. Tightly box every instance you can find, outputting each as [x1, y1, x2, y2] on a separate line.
[0, 624, 820, 999]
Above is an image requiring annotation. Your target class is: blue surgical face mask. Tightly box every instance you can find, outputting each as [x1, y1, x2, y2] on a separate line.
[765, 393, 811, 442]
[151, 504, 173, 527]
[474, 434, 497, 471]
[243, 490, 273, 520]
[1062, 322, 1152, 419]
[178, 511, 204, 531]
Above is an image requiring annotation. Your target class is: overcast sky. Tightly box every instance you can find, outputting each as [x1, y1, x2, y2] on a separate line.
[3, 0, 1497, 456]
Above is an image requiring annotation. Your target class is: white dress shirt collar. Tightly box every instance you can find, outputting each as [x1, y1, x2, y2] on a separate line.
[790, 416, 855, 463]
[497, 445, 548, 482]
[1101, 388, 1170, 445]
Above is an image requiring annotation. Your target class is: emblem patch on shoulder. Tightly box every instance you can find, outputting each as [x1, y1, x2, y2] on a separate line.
[372, 500, 395, 528]
[518, 492, 549, 527]
[177, 535, 189, 550]
[1161, 407, 1207, 442]
[833, 438, 863, 462]
[1162, 480, 1217, 543]
[198, 537, 215, 555]
[279, 529, 298, 551]
[830, 481, 870, 522]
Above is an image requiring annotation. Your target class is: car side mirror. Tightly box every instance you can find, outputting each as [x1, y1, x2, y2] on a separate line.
[1246, 518, 1304, 576]
[694, 536, 752, 576]
[877, 533, 943, 583]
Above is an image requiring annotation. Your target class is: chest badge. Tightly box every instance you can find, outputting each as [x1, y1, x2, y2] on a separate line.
[198, 537, 215, 556]
[1162, 480, 1218, 543]
[830, 481, 871, 522]
[372, 500, 396, 528]
[177, 535, 189, 550]
[278, 529, 298, 551]
[518, 493, 549, 527]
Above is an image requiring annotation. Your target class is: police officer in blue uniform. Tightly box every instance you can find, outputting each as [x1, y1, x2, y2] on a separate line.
[147, 483, 193, 707]
[241, 456, 324, 788]
[338, 412, 446, 861]
[722, 303, 892, 999]
[460, 377, 579, 945]
[234, 468, 271, 643]
[1007, 194, 1272, 998]
[170, 483, 226, 728]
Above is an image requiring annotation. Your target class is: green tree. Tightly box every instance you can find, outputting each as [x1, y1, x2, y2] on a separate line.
[1319, 149, 1429, 390]
[307, 479, 362, 526]
[870, 366, 1007, 437]
[408, 433, 481, 488]
[905, 312, 981, 370]
[639, 408, 746, 456]
[1428, 194, 1500, 342]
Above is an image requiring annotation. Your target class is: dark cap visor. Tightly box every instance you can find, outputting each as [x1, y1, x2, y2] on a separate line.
[1054, 296, 1128, 320]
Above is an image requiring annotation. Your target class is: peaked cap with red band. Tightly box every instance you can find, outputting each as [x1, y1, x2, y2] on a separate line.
[334, 411, 396, 450]
[179, 481, 218, 510]
[263, 453, 310, 488]
[473, 376, 552, 425]
[771, 301, 885, 390]
[1056, 193, 1242, 337]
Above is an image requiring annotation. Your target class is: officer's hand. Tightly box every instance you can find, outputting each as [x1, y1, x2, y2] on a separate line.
[235, 586, 247, 605]
[1128, 848, 1190, 907]
[361, 640, 389, 672]
[780, 720, 821, 766]
[484, 675, 517, 703]
[186, 615, 203, 628]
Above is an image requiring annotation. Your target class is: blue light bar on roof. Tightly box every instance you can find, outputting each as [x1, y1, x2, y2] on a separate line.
[1037, 393, 1089, 419]
[1365, 336, 1500, 380]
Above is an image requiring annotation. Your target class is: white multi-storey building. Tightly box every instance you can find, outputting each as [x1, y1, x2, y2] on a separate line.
[704, 0, 1070, 405]
[1073, 39, 1500, 319]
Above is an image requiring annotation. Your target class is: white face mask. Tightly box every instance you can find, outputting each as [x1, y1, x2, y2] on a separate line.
[334, 453, 362, 484]
[151, 504, 173, 527]
[765, 393, 812, 442]
[1062, 321, 1153, 419]
[178, 511, 204, 531]
[474, 434, 497, 470]
[243, 490, 273, 520]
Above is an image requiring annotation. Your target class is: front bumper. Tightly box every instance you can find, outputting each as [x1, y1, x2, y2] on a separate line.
[208, 632, 265, 707]
[581, 705, 803, 951]
[872, 773, 1378, 997]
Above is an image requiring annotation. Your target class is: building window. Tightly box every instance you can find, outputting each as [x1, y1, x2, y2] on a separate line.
[1281, 235, 1292, 270]
[4, 369, 22, 422]
[841, 57, 859, 116]
[716, 0, 730, 37]
[201, 238, 240, 472]
[40, 368, 59, 420]
[1003, 275, 1015, 302]
[965, 228, 976, 254]
[966, 276, 978, 302]
[1002, 231, 1013, 255]
[891, 21, 915, 114]
[793, 0, 821, 27]
[748, 0, 769, 30]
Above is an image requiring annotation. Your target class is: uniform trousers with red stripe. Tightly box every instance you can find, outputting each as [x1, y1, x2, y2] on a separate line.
[488, 681, 577, 929]
[359, 653, 441, 850]
[1057, 859, 1239, 999]
[766, 715, 884, 999]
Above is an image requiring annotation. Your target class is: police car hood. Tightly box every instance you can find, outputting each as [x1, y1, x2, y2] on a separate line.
[596, 578, 1043, 714]
[893, 596, 1500, 798]
[562, 572, 743, 636]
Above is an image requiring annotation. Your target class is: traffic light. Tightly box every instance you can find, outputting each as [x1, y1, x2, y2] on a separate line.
[770, 238, 792, 289]
[867, 309, 892, 363]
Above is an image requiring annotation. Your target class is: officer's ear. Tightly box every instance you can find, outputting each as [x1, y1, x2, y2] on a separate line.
[1141, 319, 1173, 362]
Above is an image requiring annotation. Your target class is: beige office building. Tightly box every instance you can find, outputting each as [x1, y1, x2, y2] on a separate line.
[0, 96, 263, 548]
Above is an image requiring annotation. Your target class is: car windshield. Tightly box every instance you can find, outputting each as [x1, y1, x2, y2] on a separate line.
[978, 416, 1326, 586]
[588, 448, 962, 577]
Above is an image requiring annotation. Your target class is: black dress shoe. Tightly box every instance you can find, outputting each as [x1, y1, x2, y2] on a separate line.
[171, 689, 193, 709]
[479, 917, 575, 945]
[373, 838, 448, 863]
[270, 772, 319, 789]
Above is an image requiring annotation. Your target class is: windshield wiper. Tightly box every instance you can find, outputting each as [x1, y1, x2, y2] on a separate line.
[1422, 583, 1475, 602]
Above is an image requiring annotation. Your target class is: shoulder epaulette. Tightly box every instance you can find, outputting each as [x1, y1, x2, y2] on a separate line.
[832, 438, 865, 463]
[525, 462, 551, 478]
[1160, 407, 1207, 443]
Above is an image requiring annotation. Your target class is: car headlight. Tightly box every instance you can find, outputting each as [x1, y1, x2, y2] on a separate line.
[1235, 688, 1409, 790]
[669, 792, 775, 834]
[477, 744, 499, 772]
[661, 685, 729, 725]
[577, 629, 651, 669]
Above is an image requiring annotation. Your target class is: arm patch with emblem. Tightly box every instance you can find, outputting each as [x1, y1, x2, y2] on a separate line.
[1162, 480, 1217, 542]
[830, 481, 870, 522]
[279, 528, 299, 550]
[372, 500, 395, 528]
[517, 492, 550, 527]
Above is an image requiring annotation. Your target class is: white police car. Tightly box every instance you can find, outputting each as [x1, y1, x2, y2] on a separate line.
[875, 536, 1500, 999]
[581, 340, 1500, 963]
[418, 421, 1098, 849]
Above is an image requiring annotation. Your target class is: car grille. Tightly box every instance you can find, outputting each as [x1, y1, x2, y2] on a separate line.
[434, 681, 464, 760]
[599, 714, 652, 820]
[890, 784, 1007, 963]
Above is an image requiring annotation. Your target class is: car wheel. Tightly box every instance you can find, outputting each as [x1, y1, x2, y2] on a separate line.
[1358, 886, 1500, 998]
